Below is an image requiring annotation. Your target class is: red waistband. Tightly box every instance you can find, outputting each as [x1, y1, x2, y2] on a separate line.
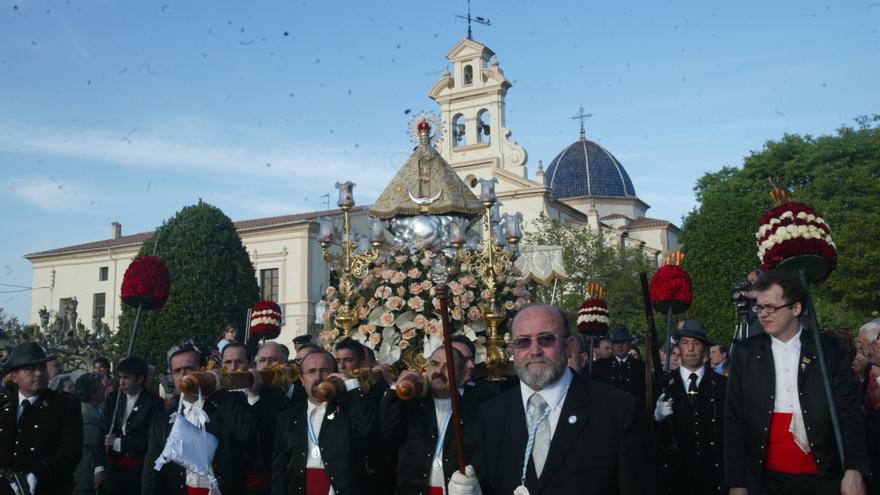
[108, 452, 145, 468]
[306, 467, 331, 495]
[765, 412, 819, 475]
[186, 487, 210, 495]
[429, 487, 444, 495]
[245, 467, 271, 489]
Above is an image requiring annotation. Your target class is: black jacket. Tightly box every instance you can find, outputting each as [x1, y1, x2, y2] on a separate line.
[657, 366, 727, 495]
[250, 386, 291, 471]
[472, 371, 653, 494]
[380, 388, 480, 495]
[271, 388, 378, 495]
[590, 356, 648, 398]
[102, 389, 164, 461]
[141, 390, 259, 495]
[0, 389, 83, 495]
[723, 330, 870, 487]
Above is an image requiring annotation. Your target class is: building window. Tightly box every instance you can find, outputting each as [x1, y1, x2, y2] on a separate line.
[452, 114, 465, 147]
[93, 293, 106, 319]
[260, 268, 280, 302]
[463, 64, 473, 85]
[99, 266, 109, 281]
[477, 109, 491, 143]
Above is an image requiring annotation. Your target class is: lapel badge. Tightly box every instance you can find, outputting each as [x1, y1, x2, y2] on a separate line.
[133, 406, 140, 412]
[668, 378, 675, 386]
[327, 412, 336, 421]
[568, 415, 577, 424]
[801, 356, 811, 371]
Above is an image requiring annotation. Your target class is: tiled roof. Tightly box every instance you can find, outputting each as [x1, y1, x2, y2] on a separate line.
[25, 206, 368, 259]
[599, 213, 629, 221]
[545, 137, 636, 200]
[619, 217, 675, 230]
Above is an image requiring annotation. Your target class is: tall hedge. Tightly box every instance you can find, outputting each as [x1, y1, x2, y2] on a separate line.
[113, 201, 260, 370]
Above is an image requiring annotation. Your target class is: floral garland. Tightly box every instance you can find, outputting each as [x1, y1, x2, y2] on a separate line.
[250, 300, 282, 339]
[755, 202, 837, 280]
[320, 246, 528, 365]
[577, 298, 610, 336]
[650, 264, 692, 314]
[121, 256, 171, 310]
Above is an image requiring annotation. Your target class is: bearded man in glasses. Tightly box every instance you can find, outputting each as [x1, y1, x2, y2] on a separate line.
[724, 269, 868, 495]
[448, 303, 652, 495]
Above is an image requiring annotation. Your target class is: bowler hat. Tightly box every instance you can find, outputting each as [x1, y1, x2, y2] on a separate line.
[609, 327, 634, 343]
[292, 335, 313, 345]
[2, 342, 55, 373]
[677, 319, 710, 344]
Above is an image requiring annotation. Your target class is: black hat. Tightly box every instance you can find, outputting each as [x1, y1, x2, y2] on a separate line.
[292, 335, 313, 345]
[2, 342, 56, 373]
[677, 319, 710, 344]
[609, 327, 633, 343]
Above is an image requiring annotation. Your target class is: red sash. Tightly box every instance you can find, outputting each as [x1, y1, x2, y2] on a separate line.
[765, 412, 819, 474]
[108, 452, 144, 468]
[429, 487, 444, 495]
[186, 488, 209, 495]
[306, 468, 332, 495]
[245, 466, 271, 489]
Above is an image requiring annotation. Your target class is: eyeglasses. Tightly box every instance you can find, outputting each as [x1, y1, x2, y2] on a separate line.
[302, 367, 334, 376]
[511, 333, 561, 350]
[754, 301, 798, 315]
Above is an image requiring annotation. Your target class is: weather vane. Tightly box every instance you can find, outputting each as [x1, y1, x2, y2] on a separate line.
[571, 105, 593, 140]
[456, 0, 491, 40]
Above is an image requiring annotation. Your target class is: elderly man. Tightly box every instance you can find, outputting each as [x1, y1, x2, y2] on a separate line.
[724, 270, 868, 495]
[256, 341, 306, 402]
[271, 350, 377, 495]
[451, 335, 502, 403]
[448, 303, 651, 494]
[857, 318, 880, 495]
[0, 342, 83, 495]
[381, 346, 479, 495]
[590, 327, 647, 397]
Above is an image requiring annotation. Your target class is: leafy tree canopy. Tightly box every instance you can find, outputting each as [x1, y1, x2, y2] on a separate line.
[113, 201, 260, 370]
[680, 115, 880, 343]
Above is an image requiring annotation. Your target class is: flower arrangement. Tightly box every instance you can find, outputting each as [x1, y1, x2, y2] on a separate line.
[755, 202, 837, 281]
[650, 252, 692, 314]
[320, 246, 528, 365]
[577, 298, 610, 336]
[121, 256, 171, 310]
[250, 300, 283, 339]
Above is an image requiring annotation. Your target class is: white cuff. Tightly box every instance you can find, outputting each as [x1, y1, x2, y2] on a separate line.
[113, 438, 122, 452]
[344, 378, 360, 392]
[94, 466, 105, 474]
[247, 394, 261, 406]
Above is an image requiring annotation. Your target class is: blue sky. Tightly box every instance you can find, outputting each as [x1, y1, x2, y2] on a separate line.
[2, 0, 878, 322]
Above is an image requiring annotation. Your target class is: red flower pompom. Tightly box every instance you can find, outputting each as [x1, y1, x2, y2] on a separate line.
[251, 300, 282, 339]
[577, 298, 610, 336]
[650, 264, 692, 314]
[755, 202, 837, 282]
[121, 256, 171, 310]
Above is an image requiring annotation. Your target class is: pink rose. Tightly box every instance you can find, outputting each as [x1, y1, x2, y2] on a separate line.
[374, 286, 392, 299]
[413, 314, 428, 329]
[402, 328, 417, 340]
[481, 289, 492, 301]
[381, 269, 395, 280]
[407, 268, 422, 279]
[358, 306, 370, 319]
[407, 297, 425, 312]
[385, 296, 404, 311]
[449, 281, 465, 296]
[329, 299, 340, 312]
[432, 297, 442, 310]
[379, 312, 396, 327]
[322, 311, 330, 322]
[367, 298, 378, 309]
[358, 324, 372, 336]
[420, 257, 432, 267]
[409, 282, 424, 295]
[421, 280, 432, 291]
[400, 340, 410, 350]
[451, 307, 463, 321]
[464, 291, 475, 304]
[326, 287, 338, 298]
[504, 300, 515, 310]
[369, 333, 381, 345]
[391, 272, 406, 285]
[425, 319, 441, 336]
[397, 286, 407, 297]
[467, 307, 482, 321]
[461, 275, 477, 288]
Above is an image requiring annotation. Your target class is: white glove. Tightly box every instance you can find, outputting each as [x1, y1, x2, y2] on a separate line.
[654, 393, 674, 422]
[448, 465, 482, 495]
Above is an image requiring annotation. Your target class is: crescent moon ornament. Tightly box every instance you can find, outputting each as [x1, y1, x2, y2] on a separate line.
[408, 189, 442, 205]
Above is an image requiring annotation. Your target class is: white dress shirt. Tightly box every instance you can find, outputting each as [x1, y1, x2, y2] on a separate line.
[430, 397, 452, 492]
[679, 365, 705, 394]
[306, 401, 336, 495]
[519, 367, 573, 440]
[615, 356, 630, 365]
[112, 391, 142, 451]
[770, 329, 803, 413]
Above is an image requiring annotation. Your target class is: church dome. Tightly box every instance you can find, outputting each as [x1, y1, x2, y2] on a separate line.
[544, 134, 636, 199]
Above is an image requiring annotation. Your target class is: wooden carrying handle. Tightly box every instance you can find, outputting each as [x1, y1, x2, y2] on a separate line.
[178, 364, 301, 396]
[313, 376, 347, 403]
[395, 373, 429, 400]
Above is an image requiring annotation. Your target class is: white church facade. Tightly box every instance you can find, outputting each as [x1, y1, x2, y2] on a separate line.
[25, 37, 679, 344]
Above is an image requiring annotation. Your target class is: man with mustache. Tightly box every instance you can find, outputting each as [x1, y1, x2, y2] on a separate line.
[0, 342, 83, 495]
[271, 350, 377, 495]
[448, 303, 651, 495]
[381, 346, 480, 495]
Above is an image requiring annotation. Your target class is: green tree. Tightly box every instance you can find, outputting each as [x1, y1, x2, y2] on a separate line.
[524, 215, 656, 336]
[112, 201, 260, 370]
[680, 116, 880, 343]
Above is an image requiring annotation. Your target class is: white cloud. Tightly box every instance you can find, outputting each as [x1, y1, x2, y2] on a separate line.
[6, 177, 98, 212]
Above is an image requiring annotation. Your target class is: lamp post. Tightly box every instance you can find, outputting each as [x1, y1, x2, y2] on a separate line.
[318, 181, 383, 338]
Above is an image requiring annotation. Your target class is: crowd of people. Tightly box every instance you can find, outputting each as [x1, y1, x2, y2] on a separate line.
[1, 269, 878, 495]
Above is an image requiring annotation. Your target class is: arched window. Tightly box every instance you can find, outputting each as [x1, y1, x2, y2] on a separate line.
[463, 65, 473, 85]
[477, 109, 491, 143]
[452, 114, 465, 147]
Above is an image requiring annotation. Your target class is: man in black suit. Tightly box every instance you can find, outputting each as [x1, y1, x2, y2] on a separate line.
[590, 327, 647, 397]
[381, 345, 480, 495]
[448, 303, 652, 495]
[451, 335, 502, 403]
[0, 342, 83, 495]
[653, 320, 726, 495]
[271, 350, 377, 495]
[102, 356, 164, 495]
[724, 269, 869, 495]
[142, 341, 259, 495]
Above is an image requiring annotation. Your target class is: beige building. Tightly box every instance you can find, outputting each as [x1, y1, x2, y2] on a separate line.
[25, 36, 678, 342]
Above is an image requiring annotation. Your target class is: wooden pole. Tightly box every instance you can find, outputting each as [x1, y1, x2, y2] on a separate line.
[107, 301, 143, 450]
[434, 283, 467, 474]
[639, 273, 658, 422]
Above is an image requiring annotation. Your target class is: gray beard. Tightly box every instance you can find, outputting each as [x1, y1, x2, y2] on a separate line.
[516, 356, 566, 389]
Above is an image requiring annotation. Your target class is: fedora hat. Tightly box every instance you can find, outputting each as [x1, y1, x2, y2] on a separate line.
[609, 327, 634, 343]
[677, 319, 710, 344]
[2, 342, 55, 373]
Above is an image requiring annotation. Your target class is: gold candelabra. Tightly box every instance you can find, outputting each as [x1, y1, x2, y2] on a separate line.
[456, 179, 522, 381]
[318, 181, 382, 339]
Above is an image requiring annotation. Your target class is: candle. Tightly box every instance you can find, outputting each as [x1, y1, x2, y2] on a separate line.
[335, 181, 356, 208]
[478, 177, 498, 202]
[317, 217, 335, 242]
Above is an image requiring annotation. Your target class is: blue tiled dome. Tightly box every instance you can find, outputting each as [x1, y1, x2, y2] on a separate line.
[544, 137, 636, 199]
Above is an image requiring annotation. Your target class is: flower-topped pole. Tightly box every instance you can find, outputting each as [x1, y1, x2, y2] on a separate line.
[319, 181, 383, 338]
[577, 282, 609, 377]
[456, 177, 523, 381]
[649, 251, 692, 372]
[755, 179, 845, 465]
